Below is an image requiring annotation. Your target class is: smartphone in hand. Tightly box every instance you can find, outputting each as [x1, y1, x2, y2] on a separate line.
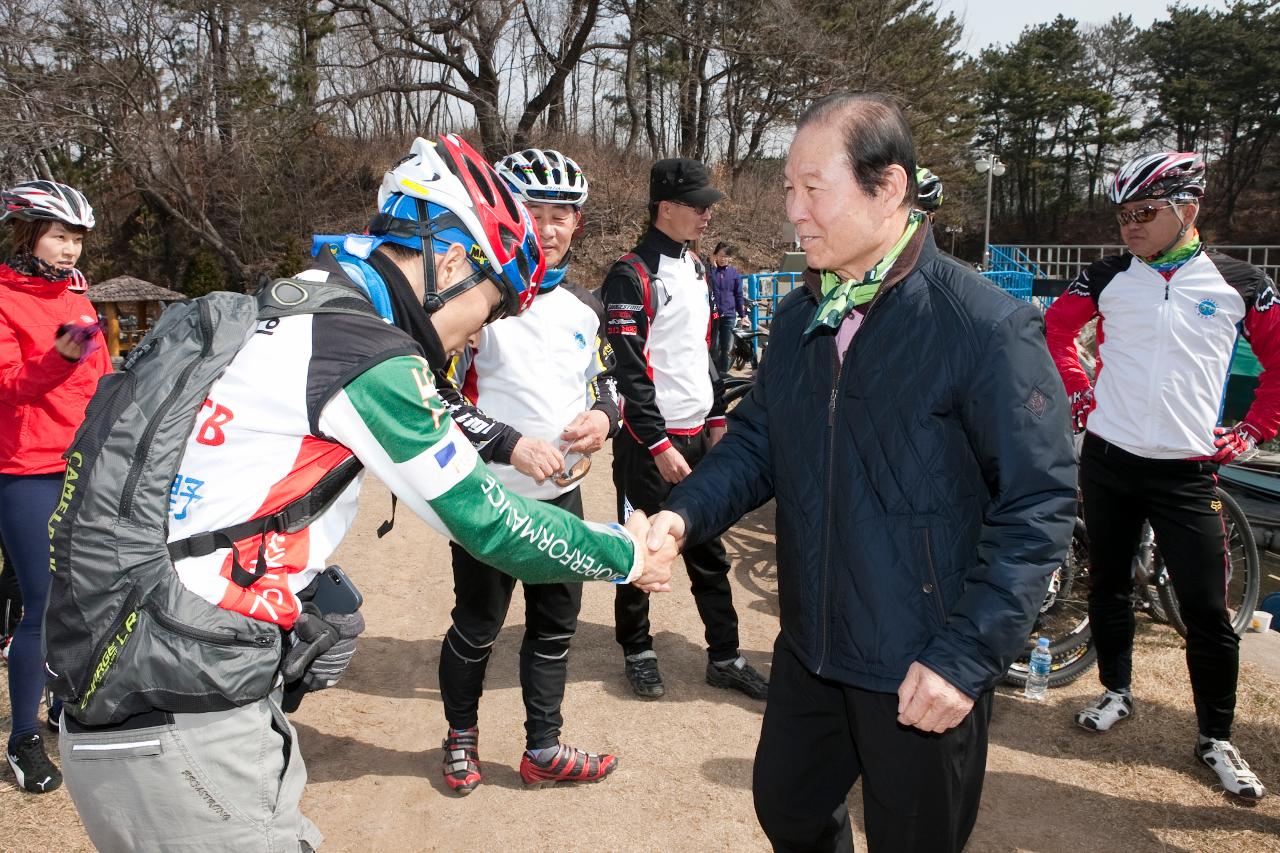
[56, 320, 100, 346]
[309, 564, 363, 615]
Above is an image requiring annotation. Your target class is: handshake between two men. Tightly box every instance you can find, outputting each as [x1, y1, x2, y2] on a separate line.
[621, 508, 680, 594]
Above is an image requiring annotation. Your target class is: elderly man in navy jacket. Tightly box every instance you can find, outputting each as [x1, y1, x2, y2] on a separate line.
[646, 93, 1076, 853]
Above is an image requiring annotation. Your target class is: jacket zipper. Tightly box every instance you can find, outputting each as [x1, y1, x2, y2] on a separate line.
[816, 293, 885, 673]
[1142, 267, 1175, 448]
[817, 358, 839, 674]
[121, 300, 214, 520]
[923, 529, 948, 624]
[146, 603, 276, 649]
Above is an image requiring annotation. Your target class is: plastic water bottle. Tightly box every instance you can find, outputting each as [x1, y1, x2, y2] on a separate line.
[1024, 637, 1051, 700]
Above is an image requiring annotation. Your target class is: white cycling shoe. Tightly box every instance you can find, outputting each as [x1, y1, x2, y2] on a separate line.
[1074, 689, 1134, 732]
[1196, 737, 1266, 800]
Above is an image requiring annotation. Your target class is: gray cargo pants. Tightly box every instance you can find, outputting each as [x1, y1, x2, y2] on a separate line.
[59, 692, 323, 852]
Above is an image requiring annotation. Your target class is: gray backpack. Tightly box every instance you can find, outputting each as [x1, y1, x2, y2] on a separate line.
[46, 271, 373, 725]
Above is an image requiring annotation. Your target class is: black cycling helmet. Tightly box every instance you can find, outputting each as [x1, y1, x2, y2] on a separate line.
[916, 167, 943, 212]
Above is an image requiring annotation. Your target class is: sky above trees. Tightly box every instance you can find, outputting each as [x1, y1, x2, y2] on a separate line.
[940, 0, 1175, 51]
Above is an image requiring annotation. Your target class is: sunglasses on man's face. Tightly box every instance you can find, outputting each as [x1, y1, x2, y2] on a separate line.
[1115, 202, 1175, 226]
[672, 200, 713, 216]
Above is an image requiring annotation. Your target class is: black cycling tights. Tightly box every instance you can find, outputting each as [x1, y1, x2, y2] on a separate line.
[1080, 433, 1238, 740]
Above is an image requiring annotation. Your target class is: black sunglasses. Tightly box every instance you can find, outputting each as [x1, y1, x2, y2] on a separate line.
[671, 200, 713, 216]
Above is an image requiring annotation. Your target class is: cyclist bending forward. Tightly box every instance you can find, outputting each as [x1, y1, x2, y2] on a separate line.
[1044, 151, 1280, 800]
[54, 135, 675, 852]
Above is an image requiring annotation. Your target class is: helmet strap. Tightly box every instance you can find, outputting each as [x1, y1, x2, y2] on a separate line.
[1152, 201, 1193, 259]
[369, 201, 497, 315]
[426, 269, 505, 323]
[369, 201, 509, 321]
[416, 198, 439, 313]
[362, 248, 447, 368]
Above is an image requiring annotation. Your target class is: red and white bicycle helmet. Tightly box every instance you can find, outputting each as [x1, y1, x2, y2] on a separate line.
[1109, 152, 1206, 205]
[372, 135, 545, 318]
[1, 180, 95, 230]
[66, 268, 89, 294]
[495, 148, 589, 207]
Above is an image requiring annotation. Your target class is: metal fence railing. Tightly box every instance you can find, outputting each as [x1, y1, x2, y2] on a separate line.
[1001, 244, 1280, 284]
[982, 245, 1038, 307]
[745, 272, 804, 328]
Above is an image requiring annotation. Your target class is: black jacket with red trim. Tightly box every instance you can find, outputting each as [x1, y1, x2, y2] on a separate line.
[601, 228, 726, 456]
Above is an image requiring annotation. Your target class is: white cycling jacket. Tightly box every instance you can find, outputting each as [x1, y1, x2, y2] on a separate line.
[1046, 247, 1280, 458]
[601, 228, 726, 456]
[451, 283, 618, 500]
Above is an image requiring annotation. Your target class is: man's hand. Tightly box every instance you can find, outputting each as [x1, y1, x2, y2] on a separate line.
[646, 510, 687, 552]
[510, 437, 565, 483]
[1069, 388, 1095, 434]
[561, 410, 611, 455]
[708, 425, 727, 447]
[896, 662, 974, 733]
[654, 445, 692, 484]
[1212, 422, 1262, 464]
[624, 509, 675, 593]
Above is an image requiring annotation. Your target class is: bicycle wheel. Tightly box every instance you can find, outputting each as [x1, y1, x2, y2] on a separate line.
[1141, 551, 1172, 624]
[1130, 524, 1170, 623]
[723, 379, 754, 412]
[1158, 488, 1261, 638]
[1005, 520, 1097, 688]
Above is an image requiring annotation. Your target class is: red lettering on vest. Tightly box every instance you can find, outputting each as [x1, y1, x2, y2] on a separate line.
[197, 399, 235, 446]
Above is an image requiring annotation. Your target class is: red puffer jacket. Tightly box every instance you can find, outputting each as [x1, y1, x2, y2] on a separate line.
[0, 263, 112, 475]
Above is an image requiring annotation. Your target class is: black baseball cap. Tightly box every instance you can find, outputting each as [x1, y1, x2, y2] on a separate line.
[649, 158, 726, 207]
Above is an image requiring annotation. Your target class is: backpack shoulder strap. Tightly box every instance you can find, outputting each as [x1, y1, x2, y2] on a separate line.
[167, 448, 364, 588]
[258, 249, 381, 322]
[617, 252, 659, 322]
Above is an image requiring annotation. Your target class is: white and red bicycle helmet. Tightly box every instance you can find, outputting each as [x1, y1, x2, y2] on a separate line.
[1109, 152, 1206, 205]
[371, 135, 545, 318]
[66, 268, 89, 294]
[1, 180, 95, 230]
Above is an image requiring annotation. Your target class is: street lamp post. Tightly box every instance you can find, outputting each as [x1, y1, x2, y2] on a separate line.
[974, 154, 1006, 268]
[944, 224, 962, 256]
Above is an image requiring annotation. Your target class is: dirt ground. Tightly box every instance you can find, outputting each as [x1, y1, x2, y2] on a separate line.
[4, 448, 1280, 852]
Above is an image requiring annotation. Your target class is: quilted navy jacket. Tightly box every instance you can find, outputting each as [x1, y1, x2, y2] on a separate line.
[664, 227, 1077, 698]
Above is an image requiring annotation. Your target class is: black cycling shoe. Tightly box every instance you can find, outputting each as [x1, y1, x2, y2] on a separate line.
[624, 651, 665, 699]
[706, 656, 769, 701]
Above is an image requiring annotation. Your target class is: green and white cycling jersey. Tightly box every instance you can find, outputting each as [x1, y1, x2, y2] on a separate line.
[167, 301, 640, 630]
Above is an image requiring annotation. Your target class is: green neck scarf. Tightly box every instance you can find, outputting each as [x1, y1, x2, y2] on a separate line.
[806, 212, 923, 334]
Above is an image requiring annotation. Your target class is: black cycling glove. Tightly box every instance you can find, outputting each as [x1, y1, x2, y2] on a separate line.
[281, 603, 365, 693]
